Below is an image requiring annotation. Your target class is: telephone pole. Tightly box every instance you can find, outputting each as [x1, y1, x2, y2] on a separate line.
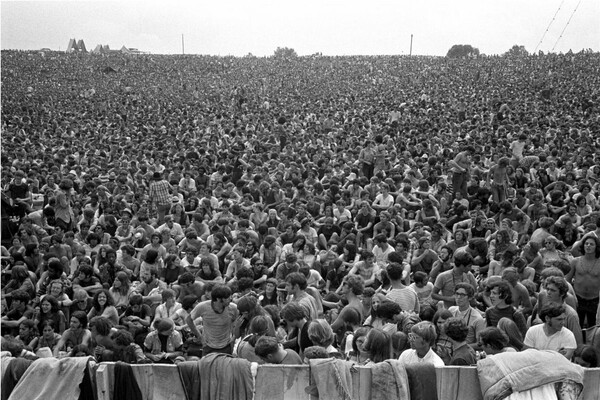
[182, 34, 185, 55]
[409, 34, 413, 56]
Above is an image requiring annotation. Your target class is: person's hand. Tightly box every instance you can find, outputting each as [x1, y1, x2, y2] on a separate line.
[94, 345, 105, 358]
[558, 347, 569, 357]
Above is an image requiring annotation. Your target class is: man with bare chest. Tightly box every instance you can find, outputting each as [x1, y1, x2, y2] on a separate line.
[486, 157, 510, 204]
[567, 235, 600, 329]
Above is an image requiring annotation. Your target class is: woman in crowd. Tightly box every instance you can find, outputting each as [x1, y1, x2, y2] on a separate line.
[29, 320, 62, 353]
[109, 271, 134, 314]
[87, 289, 119, 326]
[34, 294, 67, 334]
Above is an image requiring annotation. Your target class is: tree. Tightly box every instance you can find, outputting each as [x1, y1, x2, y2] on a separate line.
[446, 44, 480, 59]
[504, 45, 529, 57]
[273, 47, 298, 58]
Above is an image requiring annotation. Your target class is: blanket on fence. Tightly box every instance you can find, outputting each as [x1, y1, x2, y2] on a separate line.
[477, 349, 584, 400]
[8, 356, 93, 400]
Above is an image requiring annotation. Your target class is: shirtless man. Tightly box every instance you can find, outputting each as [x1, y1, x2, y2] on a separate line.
[448, 146, 475, 200]
[486, 157, 510, 204]
[566, 234, 600, 329]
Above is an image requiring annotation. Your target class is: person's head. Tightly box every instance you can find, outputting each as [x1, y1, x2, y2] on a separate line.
[181, 295, 199, 311]
[409, 321, 437, 348]
[412, 271, 429, 288]
[237, 295, 259, 319]
[89, 316, 112, 336]
[341, 274, 364, 296]
[453, 282, 475, 306]
[386, 262, 404, 281]
[254, 336, 284, 363]
[93, 289, 114, 310]
[113, 271, 130, 290]
[112, 329, 135, 348]
[141, 267, 158, 284]
[439, 246, 453, 262]
[444, 318, 469, 343]
[376, 301, 402, 323]
[539, 303, 566, 331]
[497, 317, 525, 351]
[246, 315, 276, 346]
[40, 294, 60, 314]
[362, 328, 392, 363]
[303, 346, 330, 361]
[18, 319, 36, 338]
[41, 320, 57, 339]
[70, 311, 88, 330]
[432, 309, 453, 335]
[286, 272, 307, 293]
[478, 327, 509, 354]
[265, 278, 278, 294]
[454, 250, 473, 271]
[10, 290, 31, 308]
[153, 318, 175, 336]
[488, 280, 513, 305]
[281, 302, 306, 325]
[145, 248, 160, 264]
[544, 275, 569, 302]
[10, 264, 30, 283]
[161, 289, 176, 307]
[210, 284, 232, 304]
[128, 293, 143, 311]
[307, 319, 334, 348]
[583, 235, 600, 257]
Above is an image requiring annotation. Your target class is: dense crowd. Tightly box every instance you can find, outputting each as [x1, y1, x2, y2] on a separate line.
[1, 49, 600, 375]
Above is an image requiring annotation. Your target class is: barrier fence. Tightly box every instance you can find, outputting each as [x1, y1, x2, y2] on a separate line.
[95, 363, 600, 400]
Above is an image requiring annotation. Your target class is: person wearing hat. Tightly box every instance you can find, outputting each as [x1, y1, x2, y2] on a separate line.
[143, 318, 184, 363]
[148, 171, 173, 226]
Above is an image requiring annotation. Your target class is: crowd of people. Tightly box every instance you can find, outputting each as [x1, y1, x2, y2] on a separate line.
[1, 49, 600, 374]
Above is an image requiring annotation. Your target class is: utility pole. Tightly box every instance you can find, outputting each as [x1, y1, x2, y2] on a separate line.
[182, 34, 185, 55]
[409, 34, 413, 56]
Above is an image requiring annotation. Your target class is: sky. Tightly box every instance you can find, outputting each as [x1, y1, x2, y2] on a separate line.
[1, 0, 599, 56]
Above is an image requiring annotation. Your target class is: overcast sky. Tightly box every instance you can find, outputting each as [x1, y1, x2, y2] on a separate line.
[1, 0, 599, 56]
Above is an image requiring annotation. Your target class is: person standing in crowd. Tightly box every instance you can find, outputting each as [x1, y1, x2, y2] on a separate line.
[186, 284, 238, 356]
[567, 234, 600, 329]
[448, 146, 475, 200]
[148, 172, 172, 226]
[524, 303, 577, 360]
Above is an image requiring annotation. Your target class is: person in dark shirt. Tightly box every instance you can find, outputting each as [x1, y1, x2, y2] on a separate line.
[281, 302, 312, 358]
[1, 290, 34, 337]
[445, 318, 476, 365]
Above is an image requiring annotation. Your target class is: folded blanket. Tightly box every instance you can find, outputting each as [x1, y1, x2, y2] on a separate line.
[178, 360, 201, 400]
[114, 361, 143, 400]
[1, 352, 15, 383]
[308, 358, 354, 400]
[477, 349, 584, 400]
[199, 353, 254, 400]
[371, 360, 410, 400]
[404, 363, 439, 400]
[1, 358, 33, 400]
[8, 356, 92, 400]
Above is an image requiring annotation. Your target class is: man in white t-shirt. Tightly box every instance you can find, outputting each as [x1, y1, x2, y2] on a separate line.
[524, 303, 576, 359]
